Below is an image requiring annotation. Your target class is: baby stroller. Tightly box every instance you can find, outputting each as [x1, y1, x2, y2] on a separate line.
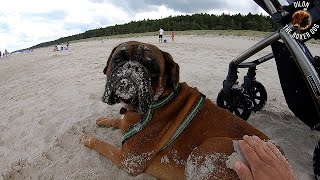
[216, 0, 320, 178]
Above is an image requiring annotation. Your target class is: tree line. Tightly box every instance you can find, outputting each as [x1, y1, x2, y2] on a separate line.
[31, 13, 277, 49]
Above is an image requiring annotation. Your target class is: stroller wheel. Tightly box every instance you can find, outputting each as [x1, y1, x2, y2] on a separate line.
[314, 140, 320, 180]
[216, 88, 252, 120]
[242, 81, 267, 112]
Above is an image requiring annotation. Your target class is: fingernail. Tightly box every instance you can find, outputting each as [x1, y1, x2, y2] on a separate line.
[267, 141, 275, 146]
[252, 136, 260, 141]
[243, 135, 249, 139]
[234, 161, 242, 171]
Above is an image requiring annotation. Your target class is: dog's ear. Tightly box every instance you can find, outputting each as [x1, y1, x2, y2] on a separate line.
[162, 51, 180, 88]
[103, 46, 119, 75]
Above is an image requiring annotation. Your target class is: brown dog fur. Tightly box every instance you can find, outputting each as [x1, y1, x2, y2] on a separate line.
[82, 41, 269, 179]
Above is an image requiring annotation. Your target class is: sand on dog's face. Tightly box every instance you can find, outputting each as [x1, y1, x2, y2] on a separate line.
[102, 60, 153, 114]
[102, 42, 168, 114]
[0, 35, 319, 179]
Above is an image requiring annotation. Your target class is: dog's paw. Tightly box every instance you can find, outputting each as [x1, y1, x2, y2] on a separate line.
[81, 135, 94, 149]
[96, 117, 110, 127]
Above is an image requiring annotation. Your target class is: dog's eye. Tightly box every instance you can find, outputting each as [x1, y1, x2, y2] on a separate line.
[114, 58, 122, 63]
[143, 60, 159, 78]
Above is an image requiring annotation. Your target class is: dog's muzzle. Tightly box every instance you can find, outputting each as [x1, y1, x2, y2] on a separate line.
[102, 61, 153, 114]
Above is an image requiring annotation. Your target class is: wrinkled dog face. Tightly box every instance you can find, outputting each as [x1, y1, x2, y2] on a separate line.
[102, 41, 178, 114]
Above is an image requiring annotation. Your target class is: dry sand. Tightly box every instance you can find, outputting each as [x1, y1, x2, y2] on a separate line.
[0, 35, 320, 180]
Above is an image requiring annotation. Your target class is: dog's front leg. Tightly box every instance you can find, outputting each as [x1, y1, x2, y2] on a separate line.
[82, 135, 122, 167]
[96, 117, 121, 129]
[82, 135, 156, 176]
[82, 135, 153, 176]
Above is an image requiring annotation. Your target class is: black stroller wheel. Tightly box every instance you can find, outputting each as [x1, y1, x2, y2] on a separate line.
[243, 81, 267, 112]
[314, 140, 320, 180]
[217, 88, 252, 120]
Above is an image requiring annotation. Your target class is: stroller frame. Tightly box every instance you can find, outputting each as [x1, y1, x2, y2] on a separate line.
[219, 0, 320, 130]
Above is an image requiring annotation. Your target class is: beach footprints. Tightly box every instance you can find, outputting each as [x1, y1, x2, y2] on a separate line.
[0, 125, 6, 144]
[2, 120, 100, 179]
[7, 109, 24, 122]
[314, 140, 320, 180]
[1, 159, 28, 180]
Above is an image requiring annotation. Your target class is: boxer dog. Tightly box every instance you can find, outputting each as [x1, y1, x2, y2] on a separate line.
[82, 41, 269, 179]
[292, 10, 312, 30]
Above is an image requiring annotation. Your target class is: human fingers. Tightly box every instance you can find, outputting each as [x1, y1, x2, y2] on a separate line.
[266, 141, 288, 164]
[251, 136, 278, 160]
[245, 135, 290, 169]
[234, 161, 254, 180]
[242, 135, 276, 165]
[266, 142, 297, 179]
[238, 140, 263, 168]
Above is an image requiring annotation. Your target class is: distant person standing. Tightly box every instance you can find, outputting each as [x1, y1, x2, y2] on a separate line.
[171, 31, 175, 42]
[4, 49, 9, 57]
[0, 51, 2, 58]
[66, 42, 70, 50]
[159, 28, 164, 42]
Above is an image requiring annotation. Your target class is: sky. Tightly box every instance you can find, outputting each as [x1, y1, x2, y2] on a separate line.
[0, 0, 289, 52]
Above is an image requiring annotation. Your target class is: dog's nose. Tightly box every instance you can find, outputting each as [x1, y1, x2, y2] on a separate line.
[120, 79, 129, 86]
[124, 63, 131, 69]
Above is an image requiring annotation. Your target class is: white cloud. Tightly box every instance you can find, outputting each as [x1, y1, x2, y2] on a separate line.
[0, 0, 273, 52]
[63, 1, 130, 25]
[0, 0, 131, 51]
[134, 5, 185, 21]
[206, 0, 268, 15]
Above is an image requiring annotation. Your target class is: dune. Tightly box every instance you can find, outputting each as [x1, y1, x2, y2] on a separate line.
[0, 35, 319, 179]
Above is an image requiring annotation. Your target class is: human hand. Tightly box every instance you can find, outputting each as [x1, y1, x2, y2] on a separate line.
[234, 135, 297, 180]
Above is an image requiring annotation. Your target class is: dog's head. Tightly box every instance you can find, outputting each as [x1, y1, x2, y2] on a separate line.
[102, 41, 179, 114]
[292, 10, 311, 30]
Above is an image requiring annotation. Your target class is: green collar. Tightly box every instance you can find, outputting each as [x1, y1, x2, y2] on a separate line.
[160, 93, 205, 151]
[121, 83, 206, 151]
[121, 84, 180, 145]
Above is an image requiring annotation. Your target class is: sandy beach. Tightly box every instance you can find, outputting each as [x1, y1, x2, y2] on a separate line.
[1, 35, 320, 179]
